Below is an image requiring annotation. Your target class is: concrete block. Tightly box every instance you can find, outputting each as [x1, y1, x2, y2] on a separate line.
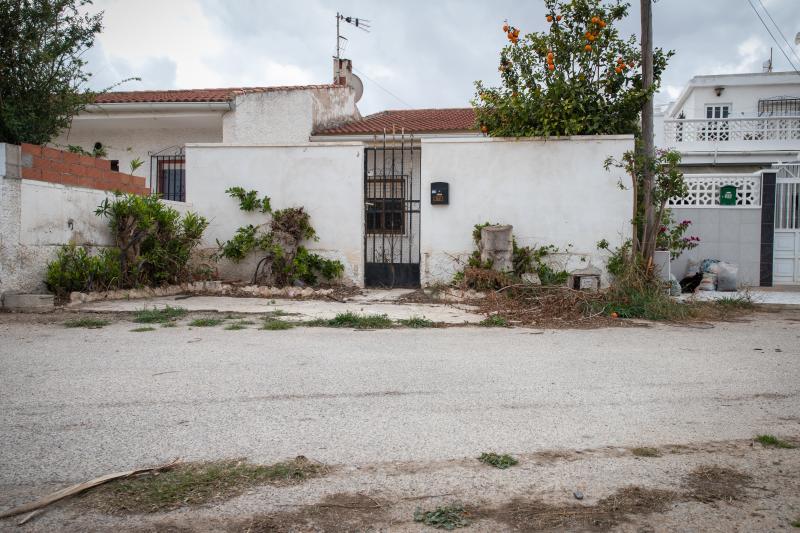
[2, 292, 54, 311]
[480, 225, 513, 273]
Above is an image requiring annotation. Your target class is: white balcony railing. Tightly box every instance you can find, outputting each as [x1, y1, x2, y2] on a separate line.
[664, 116, 800, 149]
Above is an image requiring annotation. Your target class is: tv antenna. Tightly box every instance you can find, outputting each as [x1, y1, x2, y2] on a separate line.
[336, 12, 370, 59]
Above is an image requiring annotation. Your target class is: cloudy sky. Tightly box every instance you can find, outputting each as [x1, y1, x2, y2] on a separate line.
[84, 0, 800, 115]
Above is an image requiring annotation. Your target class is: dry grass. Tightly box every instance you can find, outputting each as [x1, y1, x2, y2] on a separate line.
[683, 465, 752, 503]
[482, 486, 679, 531]
[631, 447, 662, 458]
[84, 457, 325, 514]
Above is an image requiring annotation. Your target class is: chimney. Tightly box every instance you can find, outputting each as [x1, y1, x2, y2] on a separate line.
[334, 57, 353, 86]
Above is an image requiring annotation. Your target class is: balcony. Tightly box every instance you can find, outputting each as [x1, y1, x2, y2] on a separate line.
[663, 116, 800, 154]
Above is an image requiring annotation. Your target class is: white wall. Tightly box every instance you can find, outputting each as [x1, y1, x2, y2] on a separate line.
[1, 143, 197, 294]
[222, 87, 358, 144]
[53, 117, 223, 186]
[419, 136, 635, 285]
[670, 207, 762, 286]
[185, 143, 365, 284]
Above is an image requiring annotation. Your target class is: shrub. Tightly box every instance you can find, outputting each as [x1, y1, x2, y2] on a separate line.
[45, 244, 121, 300]
[454, 223, 568, 288]
[216, 187, 343, 286]
[95, 194, 208, 287]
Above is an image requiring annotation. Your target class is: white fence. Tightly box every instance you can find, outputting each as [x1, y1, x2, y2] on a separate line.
[668, 173, 762, 208]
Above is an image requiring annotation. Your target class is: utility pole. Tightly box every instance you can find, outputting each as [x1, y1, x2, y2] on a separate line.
[639, 0, 655, 261]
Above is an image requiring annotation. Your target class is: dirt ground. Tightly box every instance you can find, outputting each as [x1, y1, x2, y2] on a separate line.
[2, 438, 798, 531]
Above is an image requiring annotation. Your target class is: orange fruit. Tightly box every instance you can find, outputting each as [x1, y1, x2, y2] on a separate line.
[513, 28, 519, 36]
[480, 124, 488, 134]
[599, 20, 606, 28]
[591, 16, 599, 23]
[503, 23, 509, 32]
[548, 64, 555, 71]
[584, 44, 592, 51]
[615, 67, 622, 74]
[610, 312, 618, 318]
[547, 52, 554, 59]
[546, 15, 553, 22]
[556, 15, 562, 21]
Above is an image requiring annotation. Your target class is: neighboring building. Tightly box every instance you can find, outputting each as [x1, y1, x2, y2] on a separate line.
[662, 71, 800, 171]
[52, 59, 362, 201]
[660, 71, 800, 287]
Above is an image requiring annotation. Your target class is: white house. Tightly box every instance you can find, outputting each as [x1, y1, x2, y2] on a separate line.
[658, 71, 800, 287]
[52, 59, 362, 201]
[662, 71, 800, 171]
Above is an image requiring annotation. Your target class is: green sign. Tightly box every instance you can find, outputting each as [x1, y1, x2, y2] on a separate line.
[720, 185, 737, 206]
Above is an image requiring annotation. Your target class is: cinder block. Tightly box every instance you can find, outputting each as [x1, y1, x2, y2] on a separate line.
[2, 292, 55, 312]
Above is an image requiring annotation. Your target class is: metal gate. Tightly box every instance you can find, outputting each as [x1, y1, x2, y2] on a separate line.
[364, 135, 421, 288]
[774, 163, 800, 284]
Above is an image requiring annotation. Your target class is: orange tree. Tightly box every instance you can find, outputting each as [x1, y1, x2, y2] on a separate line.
[473, 0, 672, 137]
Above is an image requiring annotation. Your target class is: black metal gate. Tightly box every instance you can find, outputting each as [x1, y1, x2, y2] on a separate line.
[364, 135, 420, 288]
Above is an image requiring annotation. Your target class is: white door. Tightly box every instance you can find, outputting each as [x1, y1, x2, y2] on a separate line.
[773, 165, 800, 284]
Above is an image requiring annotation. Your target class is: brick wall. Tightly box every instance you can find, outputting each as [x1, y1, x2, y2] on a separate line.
[19, 143, 149, 195]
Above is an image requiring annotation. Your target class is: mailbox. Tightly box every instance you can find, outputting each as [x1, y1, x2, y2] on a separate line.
[431, 182, 449, 205]
[719, 185, 737, 206]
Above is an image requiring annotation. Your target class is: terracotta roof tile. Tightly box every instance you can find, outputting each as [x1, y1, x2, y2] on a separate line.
[316, 108, 477, 135]
[91, 85, 340, 104]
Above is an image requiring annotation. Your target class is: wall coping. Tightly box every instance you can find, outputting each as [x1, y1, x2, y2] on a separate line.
[421, 134, 635, 144]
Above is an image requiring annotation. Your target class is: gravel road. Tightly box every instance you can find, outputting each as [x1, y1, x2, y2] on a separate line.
[1, 309, 798, 531]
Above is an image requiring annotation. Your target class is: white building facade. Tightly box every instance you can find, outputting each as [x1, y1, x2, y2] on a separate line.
[659, 71, 800, 286]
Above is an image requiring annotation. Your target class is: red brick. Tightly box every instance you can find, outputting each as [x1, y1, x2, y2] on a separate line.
[81, 165, 101, 179]
[49, 161, 72, 174]
[40, 169, 62, 184]
[77, 177, 94, 188]
[61, 174, 82, 187]
[79, 154, 96, 167]
[94, 158, 111, 170]
[21, 167, 42, 180]
[41, 146, 64, 161]
[119, 175, 131, 185]
[131, 176, 146, 187]
[21, 143, 42, 157]
[32, 156, 50, 169]
[62, 151, 82, 165]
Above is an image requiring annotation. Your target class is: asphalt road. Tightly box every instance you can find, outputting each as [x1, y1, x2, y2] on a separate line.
[1, 311, 799, 490]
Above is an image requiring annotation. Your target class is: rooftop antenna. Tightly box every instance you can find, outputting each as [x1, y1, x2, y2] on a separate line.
[762, 47, 773, 72]
[336, 12, 370, 60]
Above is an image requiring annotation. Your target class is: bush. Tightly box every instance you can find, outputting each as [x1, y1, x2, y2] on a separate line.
[454, 223, 568, 288]
[45, 244, 121, 300]
[216, 187, 343, 286]
[45, 194, 207, 299]
[95, 194, 208, 287]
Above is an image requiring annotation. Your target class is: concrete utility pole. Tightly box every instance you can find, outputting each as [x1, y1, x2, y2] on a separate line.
[640, 0, 656, 260]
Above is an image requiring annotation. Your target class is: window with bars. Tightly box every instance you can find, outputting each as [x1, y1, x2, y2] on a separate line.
[150, 156, 185, 202]
[366, 177, 405, 234]
[758, 97, 800, 117]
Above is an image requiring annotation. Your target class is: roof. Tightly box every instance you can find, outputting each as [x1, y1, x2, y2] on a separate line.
[91, 84, 340, 104]
[316, 108, 477, 135]
[667, 71, 800, 118]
